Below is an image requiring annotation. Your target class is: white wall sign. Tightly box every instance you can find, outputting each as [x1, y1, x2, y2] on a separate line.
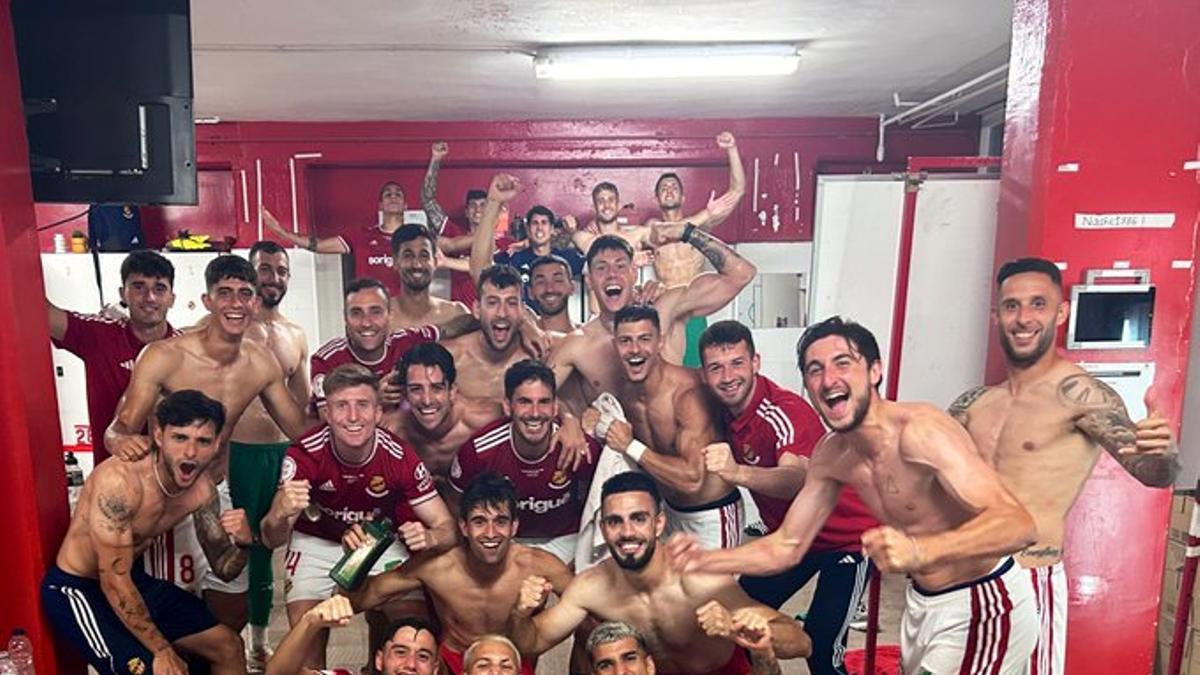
[1074, 212, 1175, 230]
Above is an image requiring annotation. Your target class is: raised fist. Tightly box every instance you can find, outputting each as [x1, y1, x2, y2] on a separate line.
[861, 526, 923, 573]
[716, 131, 737, 149]
[703, 443, 736, 480]
[488, 174, 520, 203]
[431, 142, 449, 160]
[278, 480, 311, 518]
[516, 575, 552, 616]
[399, 521, 434, 552]
[220, 508, 253, 546]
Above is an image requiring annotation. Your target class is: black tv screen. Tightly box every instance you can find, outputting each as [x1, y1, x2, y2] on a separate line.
[11, 0, 196, 205]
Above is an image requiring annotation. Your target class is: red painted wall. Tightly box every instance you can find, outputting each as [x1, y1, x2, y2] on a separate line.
[34, 117, 980, 251]
[995, 1, 1200, 672]
[0, 2, 75, 671]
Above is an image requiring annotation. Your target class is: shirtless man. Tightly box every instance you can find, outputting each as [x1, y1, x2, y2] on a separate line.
[260, 364, 455, 669]
[228, 240, 311, 664]
[441, 264, 537, 401]
[510, 472, 810, 675]
[350, 473, 574, 675]
[588, 305, 742, 550]
[388, 224, 470, 331]
[668, 316, 1039, 675]
[947, 257, 1179, 674]
[549, 223, 756, 411]
[107, 254, 309, 629]
[43, 391, 249, 675]
[450, 359, 601, 564]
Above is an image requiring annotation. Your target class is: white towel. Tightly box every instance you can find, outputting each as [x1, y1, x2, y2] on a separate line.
[575, 393, 642, 570]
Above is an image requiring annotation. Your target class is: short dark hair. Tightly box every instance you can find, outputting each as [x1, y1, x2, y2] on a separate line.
[204, 254, 257, 290]
[155, 390, 226, 435]
[587, 622, 649, 660]
[378, 181, 405, 201]
[614, 304, 660, 333]
[120, 250, 174, 286]
[592, 181, 619, 202]
[796, 316, 882, 371]
[248, 240, 288, 265]
[375, 616, 442, 660]
[997, 257, 1063, 292]
[465, 189, 488, 205]
[476, 263, 523, 296]
[391, 223, 436, 257]
[344, 277, 389, 301]
[698, 320, 755, 363]
[525, 205, 555, 225]
[586, 234, 634, 268]
[323, 363, 380, 399]
[654, 172, 683, 196]
[529, 254, 572, 278]
[504, 359, 556, 400]
[396, 342, 457, 387]
[459, 472, 519, 522]
[600, 472, 660, 513]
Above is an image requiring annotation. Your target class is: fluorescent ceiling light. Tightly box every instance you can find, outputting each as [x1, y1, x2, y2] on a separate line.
[533, 43, 799, 80]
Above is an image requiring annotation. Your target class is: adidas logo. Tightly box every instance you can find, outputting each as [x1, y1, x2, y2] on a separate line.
[839, 555, 857, 564]
[120, 359, 136, 371]
[318, 480, 337, 492]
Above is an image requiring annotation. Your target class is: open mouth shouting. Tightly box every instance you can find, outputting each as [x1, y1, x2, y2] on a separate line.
[487, 320, 513, 348]
[622, 353, 651, 380]
[821, 388, 852, 421]
[176, 460, 199, 485]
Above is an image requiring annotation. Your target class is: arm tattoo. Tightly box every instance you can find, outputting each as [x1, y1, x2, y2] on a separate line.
[437, 313, 481, 340]
[193, 493, 248, 582]
[422, 161, 448, 236]
[684, 228, 728, 270]
[947, 385, 989, 424]
[1066, 375, 1179, 487]
[98, 493, 133, 534]
[749, 650, 782, 675]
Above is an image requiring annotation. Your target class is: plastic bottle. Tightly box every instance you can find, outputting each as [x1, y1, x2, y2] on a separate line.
[65, 452, 84, 514]
[0, 650, 17, 675]
[7, 629, 33, 675]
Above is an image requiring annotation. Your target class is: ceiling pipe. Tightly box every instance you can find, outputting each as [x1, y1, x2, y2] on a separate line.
[876, 63, 1009, 161]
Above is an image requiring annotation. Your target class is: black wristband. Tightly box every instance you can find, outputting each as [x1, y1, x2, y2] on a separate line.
[307, 235, 318, 251]
[681, 222, 697, 244]
[236, 532, 261, 550]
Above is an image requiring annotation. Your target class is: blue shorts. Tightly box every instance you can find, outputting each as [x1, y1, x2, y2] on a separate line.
[41, 563, 218, 675]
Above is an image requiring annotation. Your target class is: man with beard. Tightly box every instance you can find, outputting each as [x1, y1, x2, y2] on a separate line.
[668, 316, 1039, 675]
[527, 255, 579, 332]
[388, 224, 470, 331]
[382, 342, 501, 484]
[267, 596, 442, 675]
[587, 305, 742, 550]
[47, 250, 180, 462]
[260, 364, 456, 670]
[228, 240, 311, 666]
[262, 182, 410, 297]
[422, 141, 506, 306]
[309, 278, 487, 414]
[547, 221, 757, 413]
[43, 391, 250, 675]
[449, 360, 600, 564]
[946, 257, 1177, 674]
[107, 255, 310, 631]
[510, 472, 810, 675]
[348, 473, 573, 675]
[697, 320, 876, 675]
[441, 264, 535, 401]
[490, 205, 586, 310]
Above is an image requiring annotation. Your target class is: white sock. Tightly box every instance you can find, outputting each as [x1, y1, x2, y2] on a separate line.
[250, 624, 267, 649]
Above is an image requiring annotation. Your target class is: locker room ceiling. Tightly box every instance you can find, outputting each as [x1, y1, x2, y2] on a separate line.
[192, 0, 1013, 122]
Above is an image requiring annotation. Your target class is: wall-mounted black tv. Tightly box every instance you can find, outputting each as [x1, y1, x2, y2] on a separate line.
[11, 0, 196, 205]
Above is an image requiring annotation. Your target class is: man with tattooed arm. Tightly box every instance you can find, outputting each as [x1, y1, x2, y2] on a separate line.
[948, 257, 1179, 675]
[42, 391, 251, 675]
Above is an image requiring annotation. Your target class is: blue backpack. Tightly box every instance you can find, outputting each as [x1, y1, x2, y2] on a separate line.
[87, 204, 144, 252]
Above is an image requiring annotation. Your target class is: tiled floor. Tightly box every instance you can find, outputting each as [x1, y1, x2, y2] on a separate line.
[259, 551, 908, 675]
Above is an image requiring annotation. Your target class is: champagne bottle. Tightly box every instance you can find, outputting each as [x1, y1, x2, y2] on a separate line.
[329, 518, 395, 591]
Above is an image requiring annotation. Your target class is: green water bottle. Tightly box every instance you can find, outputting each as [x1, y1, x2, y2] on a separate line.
[329, 517, 396, 591]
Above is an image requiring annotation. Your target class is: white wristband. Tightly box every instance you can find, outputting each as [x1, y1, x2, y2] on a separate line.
[625, 440, 647, 464]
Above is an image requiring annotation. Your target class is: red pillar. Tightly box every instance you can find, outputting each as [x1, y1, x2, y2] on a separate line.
[0, 2, 74, 672]
[994, 1, 1200, 673]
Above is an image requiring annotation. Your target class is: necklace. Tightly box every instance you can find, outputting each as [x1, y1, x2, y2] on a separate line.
[153, 460, 183, 498]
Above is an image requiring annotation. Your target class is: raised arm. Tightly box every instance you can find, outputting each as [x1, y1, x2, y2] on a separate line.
[266, 596, 353, 675]
[91, 467, 188, 672]
[510, 574, 591, 655]
[703, 576, 812, 659]
[652, 224, 756, 320]
[686, 132, 746, 230]
[260, 478, 311, 549]
[403, 494, 458, 552]
[604, 388, 716, 494]
[704, 442, 808, 500]
[668, 441, 843, 576]
[471, 173, 519, 283]
[422, 142, 451, 236]
[888, 408, 1035, 570]
[262, 207, 348, 254]
[1062, 374, 1179, 487]
[192, 485, 251, 582]
[347, 559, 426, 613]
[105, 342, 174, 460]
